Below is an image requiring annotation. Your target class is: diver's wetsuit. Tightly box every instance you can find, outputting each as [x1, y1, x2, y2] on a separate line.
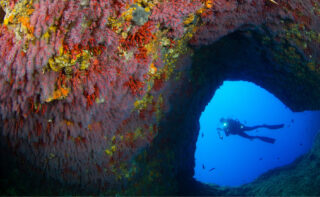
[221, 118, 284, 144]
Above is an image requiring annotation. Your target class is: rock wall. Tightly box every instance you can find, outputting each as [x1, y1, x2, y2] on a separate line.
[0, 0, 319, 195]
[233, 131, 320, 196]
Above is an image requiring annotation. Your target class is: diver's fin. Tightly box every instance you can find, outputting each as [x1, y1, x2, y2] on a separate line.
[257, 136, 276, 144]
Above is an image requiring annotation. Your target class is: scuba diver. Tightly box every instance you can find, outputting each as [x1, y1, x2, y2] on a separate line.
[217, 118, 284, 144]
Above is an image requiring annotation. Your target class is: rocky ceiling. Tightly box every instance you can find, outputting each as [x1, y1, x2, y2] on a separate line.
[0, 0, 319, 195]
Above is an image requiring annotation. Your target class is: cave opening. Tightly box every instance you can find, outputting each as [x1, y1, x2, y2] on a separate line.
[193, 80, 320, 187]
[174, 28, 320, 195]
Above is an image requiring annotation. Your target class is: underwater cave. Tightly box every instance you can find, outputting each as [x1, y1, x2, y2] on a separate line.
[152, 28, 320, 195]
[194, 80, 320, 187]
[1, 0, 320, 196]
[1, 26, 319, 196]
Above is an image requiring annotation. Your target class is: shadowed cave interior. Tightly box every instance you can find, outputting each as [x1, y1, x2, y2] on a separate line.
[153, 26, 320, 195]
[0, 6, 4, 24]
[1, 26, 320, 195]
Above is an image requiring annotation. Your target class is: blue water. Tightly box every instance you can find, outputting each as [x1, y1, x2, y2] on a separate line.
[194, 80, 320, 187]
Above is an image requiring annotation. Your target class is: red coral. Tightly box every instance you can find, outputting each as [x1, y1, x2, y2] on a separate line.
[0, 0, 207, 191]
[150, 0, 202, 37]
[120, 21, 155, 49]
[124, 76, 145, 96]
[134, 47, 148, 62]
[83, 85, 99, 109]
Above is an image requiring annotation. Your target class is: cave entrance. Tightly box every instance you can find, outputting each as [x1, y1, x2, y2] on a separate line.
[193, 80, 320, 187]
[152, 28, 320, 195]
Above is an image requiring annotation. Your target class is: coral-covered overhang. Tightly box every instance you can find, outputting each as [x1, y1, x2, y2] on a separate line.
[0, 0, 319, 195]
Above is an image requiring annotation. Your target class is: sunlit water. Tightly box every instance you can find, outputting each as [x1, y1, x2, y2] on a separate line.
[194, 81, 320, 187]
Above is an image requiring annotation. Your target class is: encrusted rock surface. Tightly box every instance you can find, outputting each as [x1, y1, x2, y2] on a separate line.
[0, 0, 319, 195]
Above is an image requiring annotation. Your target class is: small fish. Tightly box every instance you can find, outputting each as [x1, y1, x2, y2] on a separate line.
[299, 143, 303, 146]
[201, 133, 204, 138]
[202, 164, 205, 169]
[291, 119, 295, 123]
[259, 157, 263, 160]
[209, 168, 215, 172]
[269, 0, 279, 5]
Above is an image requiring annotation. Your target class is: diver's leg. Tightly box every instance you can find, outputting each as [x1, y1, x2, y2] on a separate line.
[242, 125, 264, 132]
[238, 132, 257, 140]
[262, 124, 285, 129]
[243, 124, 284, 132]
[238, 133, 276, 144]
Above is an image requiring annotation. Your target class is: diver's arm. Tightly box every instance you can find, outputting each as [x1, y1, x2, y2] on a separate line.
[217, 128, 224, 139]
[224, 128, 229, 136]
